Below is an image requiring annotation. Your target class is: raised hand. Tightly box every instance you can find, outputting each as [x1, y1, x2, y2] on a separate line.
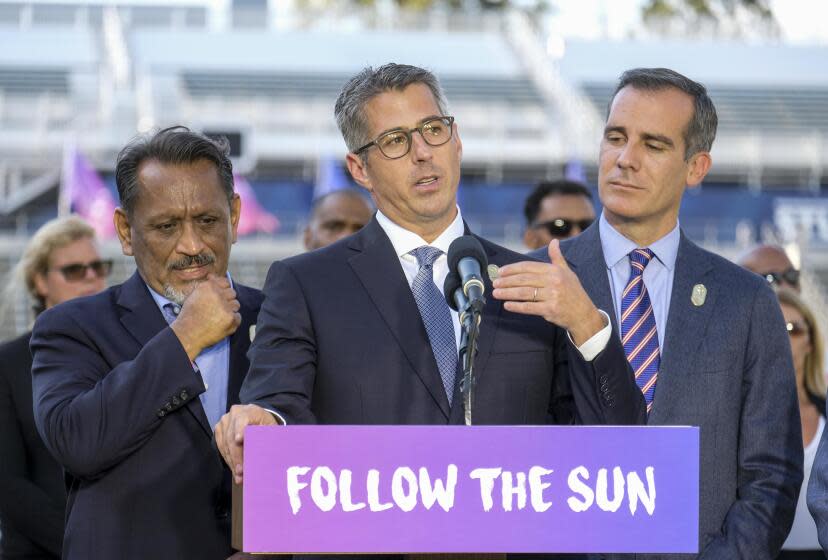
[170, 274, 241, 361]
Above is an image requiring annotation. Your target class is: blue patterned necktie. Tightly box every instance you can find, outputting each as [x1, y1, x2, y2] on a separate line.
[621, 249, 660, 414]
[410, 246, 458, 403]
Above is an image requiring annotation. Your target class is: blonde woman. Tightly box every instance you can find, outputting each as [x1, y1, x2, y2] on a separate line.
[778, 288, 825, 559]
[0, 216, 109, 559]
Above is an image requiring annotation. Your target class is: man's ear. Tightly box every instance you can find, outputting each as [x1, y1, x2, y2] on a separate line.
[229, 193, 241, 244]
[113, 208, 134, 256]
[345, 153, 372, 194]
[686, 151, 712, 189]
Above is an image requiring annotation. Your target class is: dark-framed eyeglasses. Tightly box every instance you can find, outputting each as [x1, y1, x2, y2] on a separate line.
[54, 260, 113, 282]
[354, 116, 455, 160]
[532, 218, 594, 239]
[786, 320, 808, 337]
[759, 267, 800, 288]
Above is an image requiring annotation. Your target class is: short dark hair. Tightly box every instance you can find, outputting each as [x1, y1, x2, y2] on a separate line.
[309, 189, 373, 221]
[334, 63, 449, 155]
[115, 125, 235, 215]
[610, 67, 718, 160]
[524, 180, 593, 225]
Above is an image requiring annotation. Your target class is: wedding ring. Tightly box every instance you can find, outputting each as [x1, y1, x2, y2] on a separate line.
[532, 287, 538, 302]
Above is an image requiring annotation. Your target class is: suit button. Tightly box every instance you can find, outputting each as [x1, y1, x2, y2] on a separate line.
[172, 396, 180, 406]
[180, 390, 189, 401]
[165, 402, 173, 411]
[158, 409, 166, 418]
[599, 375, 609, 385]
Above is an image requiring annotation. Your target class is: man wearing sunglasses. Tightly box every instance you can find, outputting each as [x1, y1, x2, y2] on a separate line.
[29, 127, 263, 560]
[216, 64, 645, 498]
[737, 244, 801, 293]
[523, 179, 597, 250]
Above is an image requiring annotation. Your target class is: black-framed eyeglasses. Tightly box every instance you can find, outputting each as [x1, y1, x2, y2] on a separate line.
[532, 218, 594, 239]
[759, 267, 800, 288]
[54, 260, 113, 282]
[786, 320, 808, 337]
[354, 116, 455, 160]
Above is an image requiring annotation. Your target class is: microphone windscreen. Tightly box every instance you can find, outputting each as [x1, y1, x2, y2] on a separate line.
[447, 235, 488, 273]
[443, 271, 462, 310]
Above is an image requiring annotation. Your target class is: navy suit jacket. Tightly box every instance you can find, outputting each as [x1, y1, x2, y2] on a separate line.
[531, 224, 803, 559]
[242, 217, 645, 428]
[30, 271, 263, 560]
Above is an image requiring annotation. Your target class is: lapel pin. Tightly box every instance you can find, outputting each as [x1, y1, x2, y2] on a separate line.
[691, 284, 707, 307]
[487, 264, 499, 280]
[249, 325, 256, 342]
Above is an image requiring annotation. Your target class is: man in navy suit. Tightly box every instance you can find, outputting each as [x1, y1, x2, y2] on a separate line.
[516, 68, 802, 558]
[31, 127, 263, 560]
[215, 64, 645, 491]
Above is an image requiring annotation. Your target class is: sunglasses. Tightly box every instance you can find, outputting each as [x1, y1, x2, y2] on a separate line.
[786, 321, 808, 337]
[532, 218, 594, 239]
[759, 268, 800, 288]
[55, 260, 113, 282]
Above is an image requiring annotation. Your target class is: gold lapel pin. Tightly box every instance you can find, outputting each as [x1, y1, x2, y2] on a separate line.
[487, 264, 499, 280]
[691, 284, 707, 307]
[249, 324, 256, 342]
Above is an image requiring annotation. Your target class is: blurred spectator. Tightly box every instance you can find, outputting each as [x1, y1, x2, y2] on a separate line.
[303, 189, 373, 251]
[777, 288, 825, 559]
[738, 244, 800, 293]
[522, 179, 596, 250]
[0, 215, 110, 559]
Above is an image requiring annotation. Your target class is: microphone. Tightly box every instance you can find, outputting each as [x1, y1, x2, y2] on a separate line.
[447, 236, 488, 313]
[443, 271, 473, 328]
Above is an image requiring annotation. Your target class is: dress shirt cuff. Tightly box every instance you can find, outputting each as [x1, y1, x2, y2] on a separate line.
[264, 408, 287, 425]
[569, 309, 612, 362]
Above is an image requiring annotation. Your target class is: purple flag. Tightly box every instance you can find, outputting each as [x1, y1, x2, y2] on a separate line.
[234, 174, 279, 236]
[61, 145, 117, 239]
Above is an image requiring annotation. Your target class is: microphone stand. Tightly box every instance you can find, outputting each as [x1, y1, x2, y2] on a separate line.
[459, 301, 483, 426]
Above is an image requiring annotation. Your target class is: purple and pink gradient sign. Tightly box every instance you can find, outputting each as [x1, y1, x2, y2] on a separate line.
[243, 426, 698, 554]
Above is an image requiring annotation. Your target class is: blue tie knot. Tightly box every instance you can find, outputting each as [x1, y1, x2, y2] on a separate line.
[411, 246, 443, 269]
[629, 248, 654, 276]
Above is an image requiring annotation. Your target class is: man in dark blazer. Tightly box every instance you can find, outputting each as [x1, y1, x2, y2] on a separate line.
[30, 127, 263, 560]
[522, 68, 802, 558]
[215, 64, 645, 489]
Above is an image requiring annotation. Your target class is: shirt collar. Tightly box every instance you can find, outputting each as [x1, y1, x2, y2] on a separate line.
[599, 212, 680, 272]
[375, 207, 465, 258]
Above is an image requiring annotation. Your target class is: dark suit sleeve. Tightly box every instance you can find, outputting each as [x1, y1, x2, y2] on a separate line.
[807, 415, 828, 550]
[564, 324, 647, 426]
[30, 309, 205, 479]
[240, 260, 318, 424]
[0, 361, 63, 555]
[699, 285, 803, 559]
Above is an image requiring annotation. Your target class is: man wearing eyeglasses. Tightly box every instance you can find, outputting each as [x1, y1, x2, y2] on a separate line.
[523, 179, 597, 250]
[29, 127, 263, 560]
[215, 64, 645, 494]
[737, 244, 801, 293]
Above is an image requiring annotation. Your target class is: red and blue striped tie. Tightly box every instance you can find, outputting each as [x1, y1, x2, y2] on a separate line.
[621, 248, 659, 414]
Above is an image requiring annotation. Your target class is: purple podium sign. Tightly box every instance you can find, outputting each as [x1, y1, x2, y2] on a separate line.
[243, 426, 698, 554]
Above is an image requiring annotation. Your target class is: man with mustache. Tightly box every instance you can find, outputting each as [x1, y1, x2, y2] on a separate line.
[30, 126, 263, 560]
[215, 63, 645, 507]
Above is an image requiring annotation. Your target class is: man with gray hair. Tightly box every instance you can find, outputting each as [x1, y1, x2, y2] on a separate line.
[520, 67, 802, 558]
[216, 63, 645, 500]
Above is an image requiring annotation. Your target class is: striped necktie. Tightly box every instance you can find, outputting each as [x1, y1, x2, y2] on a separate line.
[410, 246, 458, 403]
[621, 248, 660, 414]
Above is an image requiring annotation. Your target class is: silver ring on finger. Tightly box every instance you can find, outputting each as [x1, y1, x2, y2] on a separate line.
[532, 287, 538, 303]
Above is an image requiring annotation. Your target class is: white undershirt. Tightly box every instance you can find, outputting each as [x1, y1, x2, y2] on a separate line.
[783, 414, 825, 550]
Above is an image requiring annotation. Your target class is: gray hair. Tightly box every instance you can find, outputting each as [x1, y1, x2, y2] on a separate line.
[334, 63, 449, 155]
[115, 125, 234, 216]
[610, 67, 718, 160]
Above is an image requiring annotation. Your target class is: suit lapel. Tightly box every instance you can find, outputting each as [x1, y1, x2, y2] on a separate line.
[650, 233, 716, 424]
[226, 286, 258, 411]
[348, 218, 452, 420]
[115, 271, 213, 438]
[561, 224, 618, 334]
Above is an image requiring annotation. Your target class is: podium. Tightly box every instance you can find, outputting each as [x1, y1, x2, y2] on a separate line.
[233, 425, 698, 555]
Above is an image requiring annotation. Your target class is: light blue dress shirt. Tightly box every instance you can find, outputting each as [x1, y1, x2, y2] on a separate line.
[599, 212, 680, 350]
[146, 283, 230, 429]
